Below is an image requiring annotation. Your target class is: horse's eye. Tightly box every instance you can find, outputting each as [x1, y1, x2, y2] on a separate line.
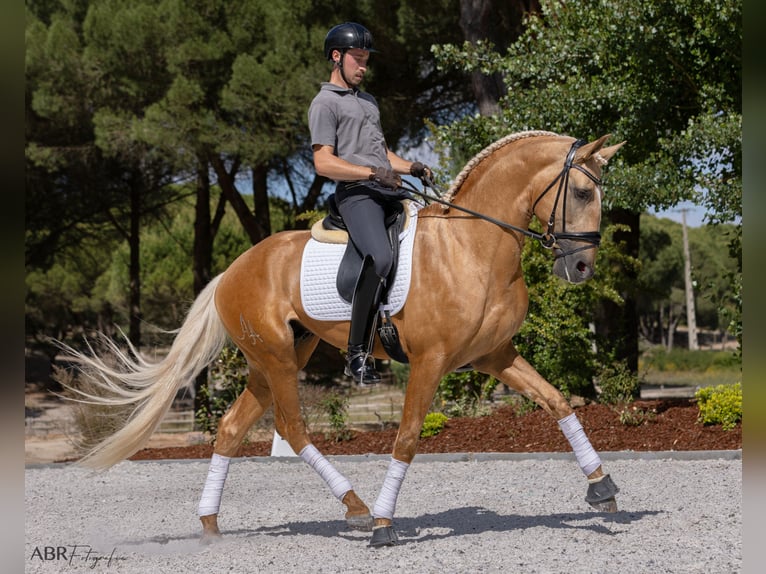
[573, 187, 592, 201]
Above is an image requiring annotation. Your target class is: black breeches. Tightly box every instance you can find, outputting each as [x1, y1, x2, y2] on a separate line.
[336, 192, 395, 279]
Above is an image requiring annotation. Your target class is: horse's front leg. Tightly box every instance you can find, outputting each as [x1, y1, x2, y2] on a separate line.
[368, 361, 445, 547]
[476, 345, 620, 512]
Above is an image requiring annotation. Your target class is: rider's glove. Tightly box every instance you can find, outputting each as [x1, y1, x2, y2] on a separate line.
[409, 162, 432, 180]
[369, 166, 402, 190]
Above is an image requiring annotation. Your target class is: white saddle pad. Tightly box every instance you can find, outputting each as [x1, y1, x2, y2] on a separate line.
[300, 201, 421, 321]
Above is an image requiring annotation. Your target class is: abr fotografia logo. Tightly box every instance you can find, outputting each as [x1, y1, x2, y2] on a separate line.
[29, 545, 128, 568]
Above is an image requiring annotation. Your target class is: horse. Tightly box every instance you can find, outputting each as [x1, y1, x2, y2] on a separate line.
[61, 130, 624, 548]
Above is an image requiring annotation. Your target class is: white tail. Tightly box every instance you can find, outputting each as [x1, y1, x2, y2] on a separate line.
[59, 274, 228, 469]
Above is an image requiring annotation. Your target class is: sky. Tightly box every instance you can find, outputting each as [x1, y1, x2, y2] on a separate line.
[649, 201, 708, 228]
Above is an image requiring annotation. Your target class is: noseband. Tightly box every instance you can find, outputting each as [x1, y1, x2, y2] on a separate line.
[402, 139, 602, 259]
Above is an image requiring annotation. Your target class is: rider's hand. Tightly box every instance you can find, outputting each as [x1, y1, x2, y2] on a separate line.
[369, 166, 402, 189]
[409, 161, 432, 181]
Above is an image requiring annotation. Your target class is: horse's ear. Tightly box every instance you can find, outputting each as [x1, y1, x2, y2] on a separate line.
[574, 134, 625, 164]
[598, 141, 626, 163]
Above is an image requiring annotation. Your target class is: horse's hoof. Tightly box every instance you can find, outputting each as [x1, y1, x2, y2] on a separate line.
[369, 525, 399, 547]
[589, 497, 619, 513]
[346, 513, 374, 531]
[199, 532, 223, 546]
[585, 473, 620, 512]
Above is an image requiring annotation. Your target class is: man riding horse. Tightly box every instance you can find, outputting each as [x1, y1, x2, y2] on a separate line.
[308, 22, 432, 384]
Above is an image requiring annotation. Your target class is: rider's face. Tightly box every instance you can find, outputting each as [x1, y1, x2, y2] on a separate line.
[336, 48, 369, 86]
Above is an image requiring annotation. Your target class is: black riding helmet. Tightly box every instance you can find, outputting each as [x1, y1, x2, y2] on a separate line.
[324, 22, 378, 61]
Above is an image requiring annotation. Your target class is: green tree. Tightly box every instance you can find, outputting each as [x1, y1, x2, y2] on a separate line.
[26, 0, 182, 347]
[431, 0, 742, 370]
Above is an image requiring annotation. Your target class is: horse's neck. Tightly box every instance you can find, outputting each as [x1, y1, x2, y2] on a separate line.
[417, 197, 528, 273]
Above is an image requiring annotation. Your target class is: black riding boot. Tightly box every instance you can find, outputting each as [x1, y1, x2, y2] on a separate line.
[345, 258, 385, 385]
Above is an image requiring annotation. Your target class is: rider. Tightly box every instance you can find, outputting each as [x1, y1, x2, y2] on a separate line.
[308, 22, 432, 384]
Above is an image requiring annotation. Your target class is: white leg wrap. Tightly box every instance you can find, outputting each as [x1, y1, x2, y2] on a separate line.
[299, 444, 353, 501]
[558, 413, 602, 476]
[197, 453, 231, 517]
[372, 458, 410, 520]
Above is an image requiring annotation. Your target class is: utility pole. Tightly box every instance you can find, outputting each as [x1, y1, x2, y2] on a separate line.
[681, 209, 699, 350]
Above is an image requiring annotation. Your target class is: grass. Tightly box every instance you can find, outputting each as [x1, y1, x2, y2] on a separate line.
[639, 348, 741, 388]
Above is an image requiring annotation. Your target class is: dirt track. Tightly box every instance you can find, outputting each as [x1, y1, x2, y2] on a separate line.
[26, 453, 740, 573]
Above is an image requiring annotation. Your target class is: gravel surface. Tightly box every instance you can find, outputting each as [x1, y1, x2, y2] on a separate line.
[26, 452, 741, 573]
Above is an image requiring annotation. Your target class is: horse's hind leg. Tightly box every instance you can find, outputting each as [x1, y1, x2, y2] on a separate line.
[198, 369, 273, 542]
[271, 397, 372, 529]
[260, 350, 373, 531]
[476, 344, 619, 512]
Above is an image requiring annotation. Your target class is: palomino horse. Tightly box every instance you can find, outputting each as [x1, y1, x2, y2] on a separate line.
[62, 131, 624, 548]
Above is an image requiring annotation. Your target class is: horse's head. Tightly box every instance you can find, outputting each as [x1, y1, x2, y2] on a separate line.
[532, 135, 624, 284]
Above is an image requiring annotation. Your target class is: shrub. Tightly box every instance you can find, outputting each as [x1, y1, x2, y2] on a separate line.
[641, 348, 741, 373]
[195, 345, 249, 436]
[502, 393, 539, 417]
[695, 382, 742, 430]
[596, 360, 642, 405]
[420, 412, 449, 438]
[618, 405, 657, 426]
[322, 392, 353, 442]
[388, 361, 410, 388]
[435, 371, 496, 417]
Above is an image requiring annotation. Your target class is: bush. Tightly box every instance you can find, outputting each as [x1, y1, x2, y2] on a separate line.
[695, 382, 742, 430]
[322, 392, 353, 442]
[420, 412, 449, 438]
[388, 361, 410, 388]
[641, 348, 741, 373]
[596, 360, 642, 405]
[434, 371, 496, 417]
[195, 345, 249, 436]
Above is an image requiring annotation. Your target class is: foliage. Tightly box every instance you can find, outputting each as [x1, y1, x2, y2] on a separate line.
[640, 348, 741, 373]
[512, 223, 635, 398]
[501, 393, 539, 417]
[194, 345, 249, 436]
[434, 370, 496, 417]
[618, 405, 657, 427]
[695, 382, 742, 431]
[637, 214, 740, 346]
[321, 392, 353, 442]
[596, 360, 642, 405]
[388, 361, 411, 388]
[420, 412, 449, 438]
[431, 0, 742, 370]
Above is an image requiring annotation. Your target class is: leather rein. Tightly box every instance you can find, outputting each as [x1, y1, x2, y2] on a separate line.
[401, 139, 602, 259]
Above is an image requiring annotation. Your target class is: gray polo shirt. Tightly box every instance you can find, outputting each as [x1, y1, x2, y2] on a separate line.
[308, 82, 391, 180]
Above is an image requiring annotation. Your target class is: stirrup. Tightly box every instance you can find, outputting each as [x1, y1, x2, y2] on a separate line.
[345, 352, 382, 386]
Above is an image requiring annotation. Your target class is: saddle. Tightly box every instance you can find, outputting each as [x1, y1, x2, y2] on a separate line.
[309, 194, 411, 363]
[311, 194, 410, 303]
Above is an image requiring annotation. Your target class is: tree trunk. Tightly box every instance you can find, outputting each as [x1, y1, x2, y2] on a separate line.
[128, 176, 142, 348]
[458, 0, 541, 117]
[192, 155, 215, 424]
[209, 154, 266, 244]
[294, 174, 330, 230]
[193, 155, 213, 296]
[251, 164, 271, 240]
[459, 0, 504, 116]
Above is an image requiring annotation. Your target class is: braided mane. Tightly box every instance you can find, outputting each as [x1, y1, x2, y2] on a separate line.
[441, 130, 558, 206]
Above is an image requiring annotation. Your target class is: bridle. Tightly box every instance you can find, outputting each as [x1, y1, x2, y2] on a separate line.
[402, 139, 603, 259]
[530, 139, 603, 257]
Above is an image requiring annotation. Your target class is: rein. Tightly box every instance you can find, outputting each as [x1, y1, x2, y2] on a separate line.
[402, 139, 602, 259]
